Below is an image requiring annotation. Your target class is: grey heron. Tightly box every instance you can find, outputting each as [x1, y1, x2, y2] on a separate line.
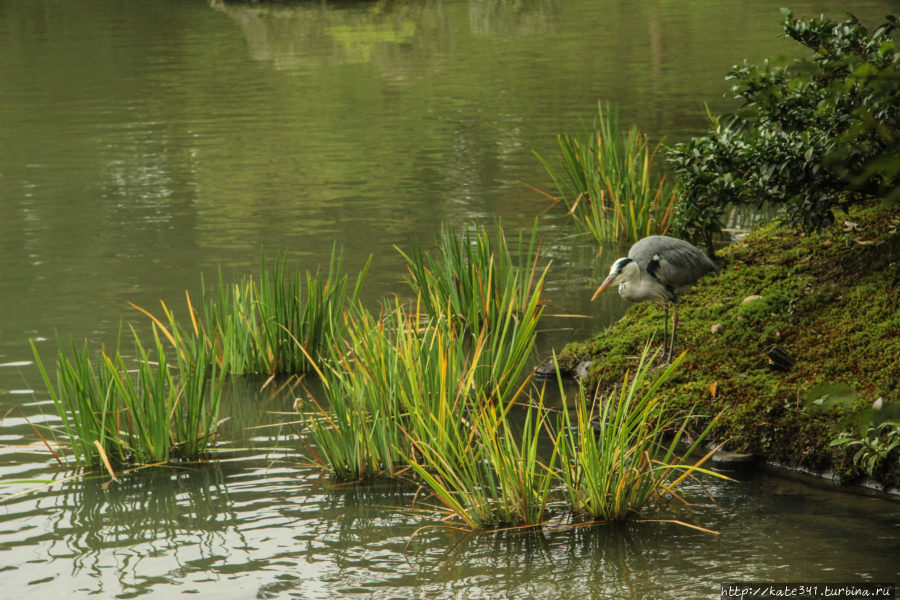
[591, 235, 717, 363]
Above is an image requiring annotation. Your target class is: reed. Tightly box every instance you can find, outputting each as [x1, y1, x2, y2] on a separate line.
[552, 346, 726, 521]
[298, 299, 484, 481]
[188, 247, 369, 376]
[469, 270, 544, 403]
[298, 301, 411, 480]
[30, 320, 225, 468]
[196, 272, 259, 375]
[297, 285, 555, 528]
[405, 390, 558, 529]
[396, 222, 545, 331]
[535, 102, 676, 242]
[254, 247, 369, 375]
[297, 223, 550, 526]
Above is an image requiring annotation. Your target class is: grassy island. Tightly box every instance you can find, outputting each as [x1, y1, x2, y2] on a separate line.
[555, 200, 900, 490]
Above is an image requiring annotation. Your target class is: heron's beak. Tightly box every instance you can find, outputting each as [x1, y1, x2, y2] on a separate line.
[591, 274, 617, 301]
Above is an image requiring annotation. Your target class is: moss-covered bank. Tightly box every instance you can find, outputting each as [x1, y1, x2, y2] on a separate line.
[555, 201, 900, 491]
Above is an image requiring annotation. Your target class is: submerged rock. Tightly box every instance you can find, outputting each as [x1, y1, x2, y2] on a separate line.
[574, 360, 592, 379]
[533, 357, 562, 380]
[712, 451, 757, 470]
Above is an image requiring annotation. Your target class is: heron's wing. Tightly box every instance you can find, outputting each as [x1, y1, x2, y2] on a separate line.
[630, 236, 716, 290]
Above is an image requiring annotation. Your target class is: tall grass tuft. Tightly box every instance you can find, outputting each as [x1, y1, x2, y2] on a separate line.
[297, 280, 552, 528]
[196, 272, 258, 375]
[298, 301, 413, 480]
[297, 222, 553, 527]
[179, 247, 370, 376]
[31, 319, 225, 468]
[254, 247, 369, 375]
[534, 102, 676, 242]
[396, 222, 545, 331]
[553, 346, 726, 522]
[405, 389, 558, 529]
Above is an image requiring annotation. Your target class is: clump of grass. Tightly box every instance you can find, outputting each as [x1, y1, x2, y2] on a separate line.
[150, 247, 370, 377]
[534, 102, 676, 242]
[298, 281, 545, 485]
[297, 300, 469, 481]
[30, 318, 225, 468]
[296, 239, 560, 528]
[396, 222, 545, 331]
[297, 222, 547, 485]
[406, 389, 558, 530]
[253, 247, 369, 375]
[196, 272, 258, 375]
[553, 346, 727, 522]
[298, 301, 413, 480]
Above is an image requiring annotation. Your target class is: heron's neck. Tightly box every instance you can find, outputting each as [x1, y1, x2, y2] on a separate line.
[617, 262, 670, 303]
[615, 261, 641, 298]
[616, 261, 641, 284]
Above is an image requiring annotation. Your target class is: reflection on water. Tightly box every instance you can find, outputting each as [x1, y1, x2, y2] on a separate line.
[57, 465, 239, 589]
[1, 446, 898, 597]
[211, 0, 451, 70]
[212, 0, 563, 71]
[468, 0, 560, 36]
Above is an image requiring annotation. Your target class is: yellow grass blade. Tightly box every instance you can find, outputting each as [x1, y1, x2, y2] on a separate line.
[659, 441, 731, 494]
[92, 440, 119, 482]
[635, 518, 720, 535]
[10, 407, 64, 467]
[128, 302, 177, 347]
[185, 290, 200, 337]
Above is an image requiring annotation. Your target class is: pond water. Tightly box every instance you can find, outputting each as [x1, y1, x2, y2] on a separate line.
[1, 0, 897, 597]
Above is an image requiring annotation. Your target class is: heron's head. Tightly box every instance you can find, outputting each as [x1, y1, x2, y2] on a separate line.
[591, 257, 635, 301]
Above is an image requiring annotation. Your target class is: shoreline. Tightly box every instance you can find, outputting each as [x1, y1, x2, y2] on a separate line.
[550, 200, 900, 492]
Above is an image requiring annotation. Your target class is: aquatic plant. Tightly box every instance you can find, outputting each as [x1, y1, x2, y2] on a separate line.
[831, 419, 900, 477]
[164, 247, 370, 377]
[396, 222, 545, 331]
[298, 301, 413, 480]
[297, 221, 547, 480]
[553, 346, 726, 521]
[196, 272, 259, 375]
[406, 389, 558, 530]
[30, 320, 225, 468]
[298, 281, 544, 484]
[469, 268, 545, 403]
[534, 102, 676, 242]
[298, 300, 475, 481]
[297, 279, 558, 527]
[253, 247, 369, 375]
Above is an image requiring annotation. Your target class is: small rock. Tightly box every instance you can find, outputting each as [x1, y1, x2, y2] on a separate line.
[710, 323, 722, 334]
[533, 358, 559, 380]
[711, 451, 757, 470]
[574, 360, 592, 379]
[741, 294, 763, 304]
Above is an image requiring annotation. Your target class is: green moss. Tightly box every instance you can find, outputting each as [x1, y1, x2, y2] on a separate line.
[557, 201, 900, 490]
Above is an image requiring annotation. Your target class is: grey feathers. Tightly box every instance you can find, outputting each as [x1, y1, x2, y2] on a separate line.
[628, 235, 716, 300]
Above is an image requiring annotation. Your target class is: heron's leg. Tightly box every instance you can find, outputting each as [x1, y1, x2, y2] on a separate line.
[661, 304, 669, 360]
[666, 304, 678, 365]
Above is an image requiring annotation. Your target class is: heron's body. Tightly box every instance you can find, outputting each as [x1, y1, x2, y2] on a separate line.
[592, 235, 716, 362]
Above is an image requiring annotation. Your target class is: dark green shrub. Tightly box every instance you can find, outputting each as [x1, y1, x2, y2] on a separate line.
[668, 11, 898, 253]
